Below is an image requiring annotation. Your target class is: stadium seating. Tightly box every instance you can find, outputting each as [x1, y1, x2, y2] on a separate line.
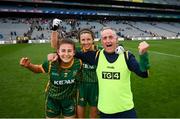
[0, 18, 30, 41]
[0, 18, 180, 44]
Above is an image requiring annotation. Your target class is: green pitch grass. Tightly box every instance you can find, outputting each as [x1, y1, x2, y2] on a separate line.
[0, 39, 180, 118]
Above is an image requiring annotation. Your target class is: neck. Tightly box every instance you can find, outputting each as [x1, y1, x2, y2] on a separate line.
[60, 59, 74, 68]
[82, 45, 94, 52]
[104, 50, 115, 55]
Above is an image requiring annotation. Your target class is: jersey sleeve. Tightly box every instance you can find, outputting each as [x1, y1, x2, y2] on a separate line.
[42, 59, 50, 73]
[75, 51, 98, 65]
[126, 51, 149, 78]
[139, 52, 150, 71]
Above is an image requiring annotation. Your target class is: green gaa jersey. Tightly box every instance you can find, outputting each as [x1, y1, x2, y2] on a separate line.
[42, 58, 82, 99]
[81, 62, 97, 83]
[77, 45, 100, 83]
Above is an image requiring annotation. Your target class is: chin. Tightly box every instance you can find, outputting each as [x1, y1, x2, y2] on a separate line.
[105, 49, 114, 53]
[84, 46, 91, 50]
[64, 60, 71, 63]
[61, 59, 71, 63]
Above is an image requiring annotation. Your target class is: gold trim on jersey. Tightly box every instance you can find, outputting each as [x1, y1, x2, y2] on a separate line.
[48, 62, 52, 74]
[82, 44, 95, 52]
[61, 59, 74, 69]
[45, 80, 50, 92]
[95, 50, 100, 60]
[79, 59, 83, 68]
[125, 51, 129, 60]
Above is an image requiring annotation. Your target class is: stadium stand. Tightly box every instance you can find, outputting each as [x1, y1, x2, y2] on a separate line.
[0, 0, 180, 44]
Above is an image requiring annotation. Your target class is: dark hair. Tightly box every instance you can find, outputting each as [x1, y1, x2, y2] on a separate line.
[77, 28, 95, 42]
[57, 38, 76, 51]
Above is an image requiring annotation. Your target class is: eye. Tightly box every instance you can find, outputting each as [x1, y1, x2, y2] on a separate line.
[67, 49, 73, 53]
[109, 35, 113, 39]
[102, 36, 107, 40]
[87, 38, 92, 41]
[81, 39, 85, 42]
[61, 49, 66, 52]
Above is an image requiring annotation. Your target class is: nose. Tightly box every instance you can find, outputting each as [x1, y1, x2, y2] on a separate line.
[65, 51, 69, 55]
[84, 40, 89, 44]
[106, 37, 111, 42]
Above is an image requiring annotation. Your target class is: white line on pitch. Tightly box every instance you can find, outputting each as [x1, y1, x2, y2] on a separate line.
[149, 51, 180, 58]
[127, 47, 180, 58]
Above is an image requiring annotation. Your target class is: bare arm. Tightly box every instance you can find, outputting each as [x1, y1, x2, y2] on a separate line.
[19, 57, 44, 73]
[51, 18, 62, 49]
[51, 31, 59, 49]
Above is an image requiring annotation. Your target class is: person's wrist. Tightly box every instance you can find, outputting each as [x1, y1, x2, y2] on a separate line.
[52, 25, 58, 31]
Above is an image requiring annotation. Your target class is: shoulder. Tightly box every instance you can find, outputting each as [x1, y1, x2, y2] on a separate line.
[74, 58, 83, 68]
[124, 51, 135, 60]
[95, 44, 103, 50]
[76, 46, 82, 52]
[123, 51, 136, 66]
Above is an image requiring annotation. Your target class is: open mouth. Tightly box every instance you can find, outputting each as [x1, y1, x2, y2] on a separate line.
[106, 44, 112, 47]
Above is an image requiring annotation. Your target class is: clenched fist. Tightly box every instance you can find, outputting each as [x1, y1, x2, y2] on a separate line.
[52, 18, 62, 31]
[20, 57, 31, 68]
[138, 41, 149, 55]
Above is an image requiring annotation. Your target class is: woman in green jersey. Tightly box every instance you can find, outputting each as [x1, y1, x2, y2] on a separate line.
[20, 39, 82, 118]
[76, 28, 99, 118]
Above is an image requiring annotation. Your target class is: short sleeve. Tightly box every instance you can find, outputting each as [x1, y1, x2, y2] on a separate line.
[42, 59, 50, 73]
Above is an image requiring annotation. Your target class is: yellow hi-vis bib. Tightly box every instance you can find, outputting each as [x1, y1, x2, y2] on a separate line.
[96, 50, 134, 114]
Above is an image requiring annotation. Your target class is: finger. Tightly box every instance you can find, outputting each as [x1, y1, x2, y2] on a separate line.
[23, 57, 28, 63]
[20, 58, 24, 65]
[20, 58, 26, 66]
[21, 57, 29, 65]
[52, 55, 58, 62]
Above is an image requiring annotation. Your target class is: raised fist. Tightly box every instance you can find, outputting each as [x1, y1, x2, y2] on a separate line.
[52, 18, 62, 31]
[138, 41, 149, 55]
[20, 57, 31, 68]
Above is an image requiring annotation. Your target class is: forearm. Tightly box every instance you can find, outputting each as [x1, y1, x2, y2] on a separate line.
[127, 52, 149, 78]
[134, 52, 150, 78]
[139, 52, 150, 72]
[51, 31, 59, 49]
[75, 51, 97, 65]
[26, 63, 44, 73]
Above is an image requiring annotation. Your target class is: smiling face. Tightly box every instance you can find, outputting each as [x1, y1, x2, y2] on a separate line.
[79, 33, 94, 51]
[101, 28, 118, 53]
[57, 43, 75, 63]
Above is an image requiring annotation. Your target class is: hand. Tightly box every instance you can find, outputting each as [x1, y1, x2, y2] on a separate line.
[20, 57, 31, 68]
[47, 53, 58, 62]
[115, 45, 125, 54]
[52, 18, 62, 31]
[138, 41, 149, 55]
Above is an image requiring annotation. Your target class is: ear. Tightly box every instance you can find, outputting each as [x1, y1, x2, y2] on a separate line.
[116, 37, 119, 43]
[101, 38, 103, 44]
